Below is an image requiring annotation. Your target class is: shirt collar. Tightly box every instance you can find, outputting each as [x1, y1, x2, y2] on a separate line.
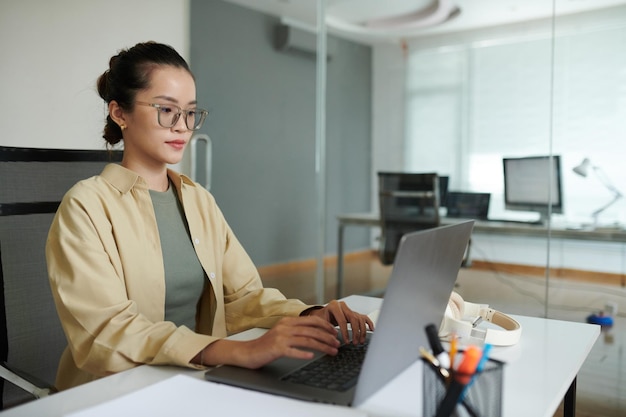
[100, 164, 196, 194]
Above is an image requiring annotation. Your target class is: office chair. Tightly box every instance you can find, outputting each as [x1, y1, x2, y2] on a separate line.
[377, 172, 441, 265]
[0, 146, 122, 409]
[445, 191, 491, 267]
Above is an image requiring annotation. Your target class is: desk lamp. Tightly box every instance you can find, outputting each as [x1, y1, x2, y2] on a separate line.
[572, 158, 623, 226]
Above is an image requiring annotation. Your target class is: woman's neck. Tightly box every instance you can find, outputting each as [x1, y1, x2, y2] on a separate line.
[143, 170, 170, 192]
[121, 159, 170, 192]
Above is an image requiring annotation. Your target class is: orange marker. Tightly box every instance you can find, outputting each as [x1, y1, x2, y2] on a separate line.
[455, 345, 481, 384]
[435, 345, 483, 417]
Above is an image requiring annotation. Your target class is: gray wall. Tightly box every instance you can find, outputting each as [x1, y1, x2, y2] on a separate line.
[190, 0, 371, 266]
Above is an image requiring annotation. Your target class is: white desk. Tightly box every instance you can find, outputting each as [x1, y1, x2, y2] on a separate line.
[1, 295, 599, 417]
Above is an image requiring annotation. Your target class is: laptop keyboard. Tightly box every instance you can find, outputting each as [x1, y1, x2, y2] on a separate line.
[281, 341, 369, 391]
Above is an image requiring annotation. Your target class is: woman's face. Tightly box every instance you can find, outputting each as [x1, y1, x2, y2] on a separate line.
[120, 65, 198, 169]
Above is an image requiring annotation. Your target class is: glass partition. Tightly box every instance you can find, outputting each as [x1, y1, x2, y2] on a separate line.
[326, 1, 626, 414]
[549, 2, 626, 414]
[345, 2, 626, 307]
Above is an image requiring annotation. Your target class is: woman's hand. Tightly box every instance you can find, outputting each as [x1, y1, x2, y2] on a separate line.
[196, 302, 374, 369]
[198, 315, 341, 369]
[304, 300, 374, 345]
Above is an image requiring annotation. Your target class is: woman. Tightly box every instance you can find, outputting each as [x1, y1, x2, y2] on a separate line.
[46, 41, 373, 391]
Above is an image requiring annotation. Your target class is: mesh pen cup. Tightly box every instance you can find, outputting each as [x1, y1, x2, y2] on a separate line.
[422, 358, 504, 417]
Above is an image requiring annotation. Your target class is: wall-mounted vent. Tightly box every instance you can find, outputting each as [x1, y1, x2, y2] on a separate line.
[274, 24, 333, 60]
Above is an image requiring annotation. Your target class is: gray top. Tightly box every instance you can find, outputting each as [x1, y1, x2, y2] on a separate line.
[150, 184, 205, 330]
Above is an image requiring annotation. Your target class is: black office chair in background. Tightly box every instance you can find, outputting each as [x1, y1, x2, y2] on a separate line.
[377, 172, 441, 265]
[445, 191, 491, 267]
[0, 146, 122, 409]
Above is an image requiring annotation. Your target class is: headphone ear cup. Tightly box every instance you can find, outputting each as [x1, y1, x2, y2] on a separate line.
[448, 291, 464, 319]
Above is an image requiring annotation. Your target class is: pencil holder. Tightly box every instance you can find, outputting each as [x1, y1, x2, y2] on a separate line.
[422, 357, 504, 417]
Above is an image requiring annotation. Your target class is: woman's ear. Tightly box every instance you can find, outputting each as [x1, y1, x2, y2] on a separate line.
[108, 100, 127, 129]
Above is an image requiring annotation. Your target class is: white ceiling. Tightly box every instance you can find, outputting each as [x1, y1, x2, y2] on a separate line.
[220, 0, 626, 44]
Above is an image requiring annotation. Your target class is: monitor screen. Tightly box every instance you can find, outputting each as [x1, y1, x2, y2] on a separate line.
[503, 155, 563, 220]
[446, 191, 491, 219]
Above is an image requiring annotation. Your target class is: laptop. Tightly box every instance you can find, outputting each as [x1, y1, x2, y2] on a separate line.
[446, 192, 491, 220]
[204, 220, 474, 407]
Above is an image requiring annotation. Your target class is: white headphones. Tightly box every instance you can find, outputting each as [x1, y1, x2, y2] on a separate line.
[439, 291, 522, 346]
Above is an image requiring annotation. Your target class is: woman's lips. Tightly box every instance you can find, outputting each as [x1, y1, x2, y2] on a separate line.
[166, 140, 186, 150]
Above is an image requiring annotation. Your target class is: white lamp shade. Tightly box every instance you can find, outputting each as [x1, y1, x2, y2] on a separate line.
[573, 158, 591, 177]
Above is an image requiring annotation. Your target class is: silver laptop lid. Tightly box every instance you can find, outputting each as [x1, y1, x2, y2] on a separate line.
[353, 220, 474, 406]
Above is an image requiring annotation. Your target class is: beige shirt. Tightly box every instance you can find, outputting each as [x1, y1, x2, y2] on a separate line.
[46, 164, 308, 390]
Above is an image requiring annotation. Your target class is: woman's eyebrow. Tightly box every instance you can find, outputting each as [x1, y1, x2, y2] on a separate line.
[152, 95, 178, 103]
[152, 95, 198, 106]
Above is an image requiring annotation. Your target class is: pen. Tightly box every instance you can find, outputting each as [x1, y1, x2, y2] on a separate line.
[434, 379, 466, 417]
[434, 346, 482, 417]
[449, 333, 458, 369]
[425, 324, 450, 369]
[475, 343, 492, 373]
[421, 347, 480, 417]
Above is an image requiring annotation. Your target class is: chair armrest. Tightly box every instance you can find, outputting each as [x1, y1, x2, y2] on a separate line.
[0, 362, 56, 399]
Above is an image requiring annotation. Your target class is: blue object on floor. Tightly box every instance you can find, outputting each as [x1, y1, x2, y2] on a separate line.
[586, 313, 614, 326]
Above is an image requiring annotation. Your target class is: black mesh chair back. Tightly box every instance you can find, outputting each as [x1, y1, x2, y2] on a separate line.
[378, 172, 441, 265]
[0, 146, 122, 409]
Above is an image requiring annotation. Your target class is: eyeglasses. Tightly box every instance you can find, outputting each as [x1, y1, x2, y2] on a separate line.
[135, 101, 208, 131]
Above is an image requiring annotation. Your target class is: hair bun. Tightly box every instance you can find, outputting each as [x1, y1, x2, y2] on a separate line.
[96, 69, 110, 101]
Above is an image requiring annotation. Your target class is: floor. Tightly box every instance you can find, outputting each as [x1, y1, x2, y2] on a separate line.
[260, 251, 626, 417]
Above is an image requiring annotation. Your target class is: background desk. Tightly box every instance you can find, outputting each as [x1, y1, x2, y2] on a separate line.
[1, 295, 599, 417]
[336, 212, 626, 298]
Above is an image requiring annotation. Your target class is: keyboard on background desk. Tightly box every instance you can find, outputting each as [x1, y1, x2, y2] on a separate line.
[486, 218, 543, 225]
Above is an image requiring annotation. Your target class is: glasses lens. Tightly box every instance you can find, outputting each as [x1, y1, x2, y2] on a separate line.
[187, 110, 207, 130]
[185, 110, 198, 130]
[157, 105, 178, 128]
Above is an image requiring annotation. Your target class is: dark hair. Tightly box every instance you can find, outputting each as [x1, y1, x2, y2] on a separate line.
[96, 41, 193, 146]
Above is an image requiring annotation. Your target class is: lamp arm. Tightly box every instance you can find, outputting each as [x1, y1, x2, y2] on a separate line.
[591, 193, 623, 224]
[592, 166, 623, 197]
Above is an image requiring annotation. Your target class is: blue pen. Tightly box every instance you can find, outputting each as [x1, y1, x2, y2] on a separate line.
[475, 343, 492, 373]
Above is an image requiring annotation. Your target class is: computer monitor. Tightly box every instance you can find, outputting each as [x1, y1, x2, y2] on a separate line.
[503, 155, 563, 223]
[446, 191, 491, 219]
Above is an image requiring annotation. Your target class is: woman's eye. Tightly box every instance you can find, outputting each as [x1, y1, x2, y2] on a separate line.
[159, 106, 174, 114]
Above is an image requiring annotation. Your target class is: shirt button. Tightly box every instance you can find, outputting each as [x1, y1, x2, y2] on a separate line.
[209, 272, 216, 279]
[194, 238, 200, 244]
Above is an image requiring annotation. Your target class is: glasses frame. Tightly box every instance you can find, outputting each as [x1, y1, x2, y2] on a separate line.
[135, 101, 208, 131]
